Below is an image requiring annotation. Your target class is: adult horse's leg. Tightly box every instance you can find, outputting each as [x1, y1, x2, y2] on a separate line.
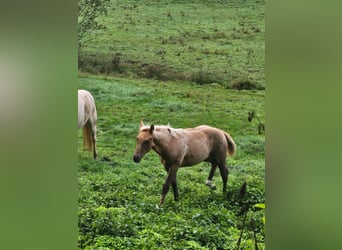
[160, 165, 179, 206]
[90, 120, 97, 159]
[206, 163, 217, 190]
[92, 140, 97, 159]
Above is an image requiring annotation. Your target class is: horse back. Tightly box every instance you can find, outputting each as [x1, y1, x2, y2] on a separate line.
[193, 125, 230, 153]
[174, 127, 221, 167]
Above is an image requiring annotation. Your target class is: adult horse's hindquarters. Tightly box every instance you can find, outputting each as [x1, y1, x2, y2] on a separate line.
[78, 89, 98, 159]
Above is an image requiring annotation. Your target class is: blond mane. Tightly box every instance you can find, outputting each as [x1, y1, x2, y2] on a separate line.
[141, 124, 182, 138]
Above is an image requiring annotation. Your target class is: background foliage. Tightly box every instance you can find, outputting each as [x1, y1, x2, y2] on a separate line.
[78, 0, 110, 48]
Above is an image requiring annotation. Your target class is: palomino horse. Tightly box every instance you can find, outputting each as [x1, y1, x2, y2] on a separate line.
[133, 121, 236, 206]
[78, 89, 97, 159]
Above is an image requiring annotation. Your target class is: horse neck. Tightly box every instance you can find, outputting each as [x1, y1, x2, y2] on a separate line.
[152, 127, 172, 156]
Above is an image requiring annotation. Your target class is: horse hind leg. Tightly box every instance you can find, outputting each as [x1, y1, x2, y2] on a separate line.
[206, 163, 217, 190]
[92, 140, 97, 159]
[218, 163, 229, 193]
[84, 120, 97, 159]
[172, 179, 179, 201]
[91, 123, 97, 159]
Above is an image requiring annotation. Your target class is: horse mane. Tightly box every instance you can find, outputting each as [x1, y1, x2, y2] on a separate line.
[140, 126, 151, 132]
[140, 124, 171, 132]
[140, 123, 183, 140]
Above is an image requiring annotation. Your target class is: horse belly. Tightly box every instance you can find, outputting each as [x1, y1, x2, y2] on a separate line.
[179, 135, 210, 166]
[181, 158, 202, 167]
[180, 148, 210, 167]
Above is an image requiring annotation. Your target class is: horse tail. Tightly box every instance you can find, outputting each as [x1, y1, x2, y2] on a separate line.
[83, 121, 94, 153]
[224, 132, 236, 157]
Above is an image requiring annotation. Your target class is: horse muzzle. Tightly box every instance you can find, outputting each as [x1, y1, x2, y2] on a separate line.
[133, 154, 141, 163]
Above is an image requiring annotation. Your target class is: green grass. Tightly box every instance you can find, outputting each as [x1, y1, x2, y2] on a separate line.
[78, 0, 265, 248]
[79, 0, 265, 88]
[78, 75, 265, 249]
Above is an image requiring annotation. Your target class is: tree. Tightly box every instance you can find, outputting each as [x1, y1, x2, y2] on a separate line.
[78, 0, 110, 49]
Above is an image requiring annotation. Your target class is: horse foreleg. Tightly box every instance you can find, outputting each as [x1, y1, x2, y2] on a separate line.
[160, 165, 178, 206]
[206, 164, 217, 190]
[163, 164, 179, 200]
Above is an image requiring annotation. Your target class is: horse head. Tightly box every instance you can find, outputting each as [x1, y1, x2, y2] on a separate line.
[133, 121, 155, 163]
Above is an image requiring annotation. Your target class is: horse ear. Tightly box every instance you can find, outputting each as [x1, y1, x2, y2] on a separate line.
[167, 127, 175, 136]
[150, 124, 155, 133]
[140, 120, 145, 128]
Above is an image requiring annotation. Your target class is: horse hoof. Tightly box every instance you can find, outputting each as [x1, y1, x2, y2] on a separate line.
[101, 156, 111, 162]
[206, 180, 217, 190]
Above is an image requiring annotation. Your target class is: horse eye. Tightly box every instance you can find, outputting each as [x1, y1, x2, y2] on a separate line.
[142, 140, 149, 147]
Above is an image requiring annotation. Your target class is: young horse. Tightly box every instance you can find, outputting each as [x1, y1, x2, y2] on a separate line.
[78, 89, 97, 159]
[133, 121, 236, 206]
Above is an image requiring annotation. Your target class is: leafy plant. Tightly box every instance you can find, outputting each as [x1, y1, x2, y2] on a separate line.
[235, 183, 265, 250]
[248, 110, 265, 134]
[78, 0, 110, 49]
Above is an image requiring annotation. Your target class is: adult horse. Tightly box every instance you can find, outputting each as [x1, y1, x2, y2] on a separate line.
[133, 121, 236, 206]
[78, 89, 97, 159]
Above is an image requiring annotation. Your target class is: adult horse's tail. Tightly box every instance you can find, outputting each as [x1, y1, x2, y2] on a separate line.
[83, 121, 96, 158]
[224, 132, 236, 157]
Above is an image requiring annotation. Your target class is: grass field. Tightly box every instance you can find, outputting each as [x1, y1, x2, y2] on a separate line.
[79, 0, 265, 89]
[78, 0, 265, 248]
[78, 75, 265, 249]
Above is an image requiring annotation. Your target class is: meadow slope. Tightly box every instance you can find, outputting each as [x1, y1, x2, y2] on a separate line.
[79, 0, 265, 89]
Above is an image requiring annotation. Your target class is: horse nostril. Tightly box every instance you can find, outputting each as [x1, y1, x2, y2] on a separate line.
[133, 155, 140, 163]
